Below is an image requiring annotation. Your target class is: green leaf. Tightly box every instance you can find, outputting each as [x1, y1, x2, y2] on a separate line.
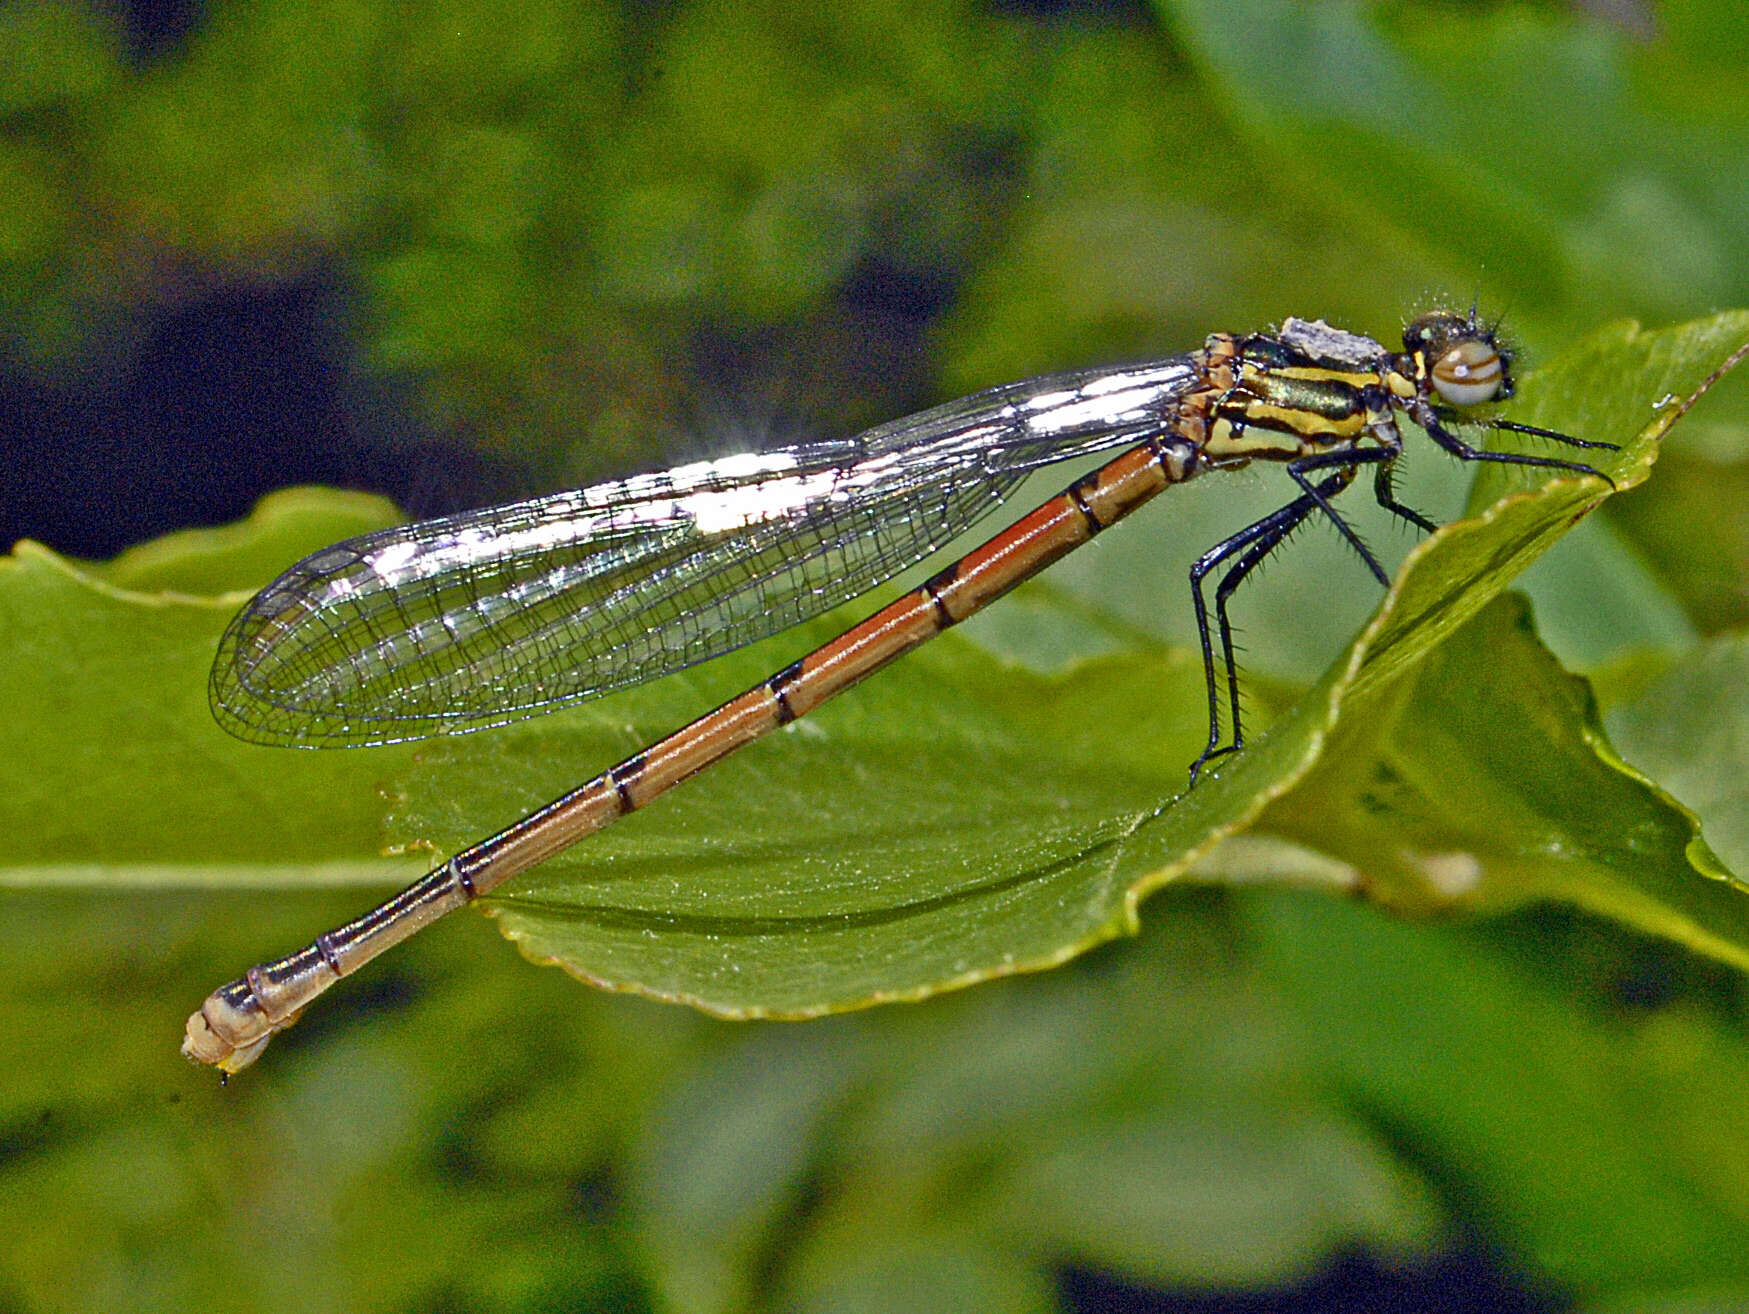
[0, 490, 423, 887]
[1606, 632, 1749, 881]
[94, 486, 404, 595]
[376, 312, 1749, 1014]
[1260, 593, 1748, 967]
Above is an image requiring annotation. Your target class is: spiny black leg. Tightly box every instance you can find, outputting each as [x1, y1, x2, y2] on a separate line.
[1372, 460, 1438, 535]
[1415, 402, 1617, 489]
[1186, 471, 1353, 785]
[1208, 471, 1356, 768]
[1205, 512, 1313, 765]
[1190, 522, 1282, 780]
[1286, 449, 1388, 585]
[1199, 526, 1292, 776]
[1485, 417, 1620, 452]
[1187, 496, 1319, 784]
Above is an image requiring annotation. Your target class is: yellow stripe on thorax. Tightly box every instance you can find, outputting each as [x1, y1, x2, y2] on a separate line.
[1201, 362, 1379, 462]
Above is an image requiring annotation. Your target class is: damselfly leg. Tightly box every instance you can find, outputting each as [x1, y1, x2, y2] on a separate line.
[1188, 468, 1358, 782]
[1419, 407, 1621, 485]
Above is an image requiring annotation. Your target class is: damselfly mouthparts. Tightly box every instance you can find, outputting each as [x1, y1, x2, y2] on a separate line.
[185, 309, 1615, 1073]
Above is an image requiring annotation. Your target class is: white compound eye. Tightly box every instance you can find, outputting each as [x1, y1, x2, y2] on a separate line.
[1430, 338, 1505, 406]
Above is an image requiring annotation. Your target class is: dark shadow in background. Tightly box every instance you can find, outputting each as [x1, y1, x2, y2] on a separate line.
[0, 276, 516, 559]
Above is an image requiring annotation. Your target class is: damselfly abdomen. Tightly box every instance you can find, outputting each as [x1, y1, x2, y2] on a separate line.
[185, 309, 1615, 1073]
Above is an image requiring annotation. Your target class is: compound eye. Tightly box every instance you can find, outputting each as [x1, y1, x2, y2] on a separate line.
[1430, 338, 1504, 407]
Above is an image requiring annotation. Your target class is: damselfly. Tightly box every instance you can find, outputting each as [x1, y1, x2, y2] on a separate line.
[184, 309, 1615, 1073]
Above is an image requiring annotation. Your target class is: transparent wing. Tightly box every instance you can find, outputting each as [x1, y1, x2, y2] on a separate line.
[212, 357, 1200, 746]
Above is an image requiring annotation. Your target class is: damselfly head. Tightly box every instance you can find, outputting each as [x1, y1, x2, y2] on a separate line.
[1403, 309, 1513, 408]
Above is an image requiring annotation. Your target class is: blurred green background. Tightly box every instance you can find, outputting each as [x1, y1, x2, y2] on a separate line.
[5, 1, 1749, 1311]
